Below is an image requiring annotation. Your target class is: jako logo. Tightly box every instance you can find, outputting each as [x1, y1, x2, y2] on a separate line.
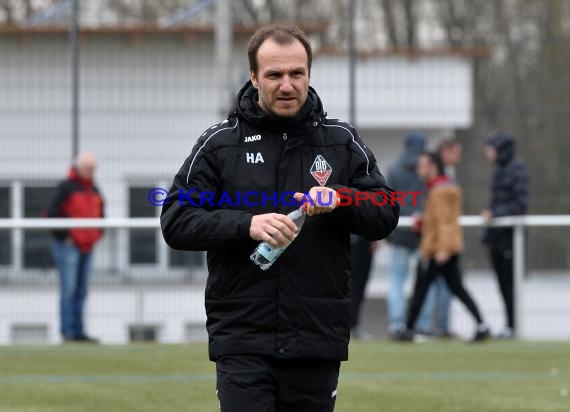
[244, 134, 262, 142]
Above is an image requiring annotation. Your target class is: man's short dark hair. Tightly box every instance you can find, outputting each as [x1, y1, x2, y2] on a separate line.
[422, 151, 445, 176]
[437, 138, 461, 154]
[248, 24, 312, 75]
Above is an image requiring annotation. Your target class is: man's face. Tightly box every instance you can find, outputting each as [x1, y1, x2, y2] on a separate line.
[485, 145, 497, 162]
[442, 144, 462, 166]
[416, 155, 434, 182]
[77, 157, 96, 179]
[250, 38, 309, 118]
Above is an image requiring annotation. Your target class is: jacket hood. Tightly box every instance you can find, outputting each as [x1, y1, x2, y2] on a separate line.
[233, 80, 324, 133]
[400, 131, 426, 169]
[486, 131, 515, 165]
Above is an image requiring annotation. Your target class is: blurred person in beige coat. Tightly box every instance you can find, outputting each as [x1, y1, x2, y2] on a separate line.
[393, 152, 490, 343]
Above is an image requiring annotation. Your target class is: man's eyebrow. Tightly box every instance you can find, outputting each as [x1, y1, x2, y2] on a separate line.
[263, 67, 306, 75]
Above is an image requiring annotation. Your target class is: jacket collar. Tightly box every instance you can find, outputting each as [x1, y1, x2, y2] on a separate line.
[232, 80, 324, 134]
[68, 167, 93, 188]
[426, 175, 450, 189]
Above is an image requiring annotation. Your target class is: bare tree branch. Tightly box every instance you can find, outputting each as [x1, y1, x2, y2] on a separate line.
[381, 0, 399, 47]
[266, 0, 277, 21]
[438, 0, 462, 46]
[237, 0, 260, 23]
[23, 0, 33, 21]
[0, 0, 14, 24]
[402, 0, 416, 47]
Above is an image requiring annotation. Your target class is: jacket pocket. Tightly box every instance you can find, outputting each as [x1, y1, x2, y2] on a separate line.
[294, 296, 351, 359]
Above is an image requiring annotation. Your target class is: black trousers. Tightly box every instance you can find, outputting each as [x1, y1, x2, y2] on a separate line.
[350, 236, 373, 328]
[406, 255, 484, 330]
[216, 355, 340, 412]
[489, 244, 515, 329]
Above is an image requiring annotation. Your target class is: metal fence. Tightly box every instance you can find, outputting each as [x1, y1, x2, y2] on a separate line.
[0, 216, 569, 344]
[1, 1, 569, 344]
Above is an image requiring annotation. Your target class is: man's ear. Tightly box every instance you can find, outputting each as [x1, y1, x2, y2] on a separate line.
[250, 71, 258, 88]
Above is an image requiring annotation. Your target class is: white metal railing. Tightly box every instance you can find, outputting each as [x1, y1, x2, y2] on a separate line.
[3, 215, 570, 229]
[1, 215, 570, 339]
[0, 218, 160, 229]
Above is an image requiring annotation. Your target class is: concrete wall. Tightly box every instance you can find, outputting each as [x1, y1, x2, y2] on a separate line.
[1, 268, 569, 345]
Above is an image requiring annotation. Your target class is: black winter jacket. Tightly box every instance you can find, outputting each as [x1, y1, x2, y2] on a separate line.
[483, 132, 530, 248]
[161, 82, 399, 361]
[386, 132, 426, 249]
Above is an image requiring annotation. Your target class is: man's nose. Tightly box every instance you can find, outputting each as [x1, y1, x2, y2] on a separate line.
[280, 77, 293, 93]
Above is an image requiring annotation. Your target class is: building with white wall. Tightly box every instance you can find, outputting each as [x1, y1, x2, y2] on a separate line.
[0, 25, 492, 344]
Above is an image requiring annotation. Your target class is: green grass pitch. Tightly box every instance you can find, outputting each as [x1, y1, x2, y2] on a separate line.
[1, 340, 569, 411]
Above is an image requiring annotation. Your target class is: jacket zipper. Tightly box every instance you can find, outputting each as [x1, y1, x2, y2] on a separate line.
[275, 132, 289, 342]
[276, 133, 288, 212]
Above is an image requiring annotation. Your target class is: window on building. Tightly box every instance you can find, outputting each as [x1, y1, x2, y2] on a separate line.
[129, 186, 157, 264]
[170, 249, 204, 268]
[128, 185, 205, 270]
[0, 186, 11, 265]
[24, 186, 56, 269]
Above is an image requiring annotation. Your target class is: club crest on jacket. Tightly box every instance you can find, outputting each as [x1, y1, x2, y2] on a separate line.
[310, 155, 332, 186]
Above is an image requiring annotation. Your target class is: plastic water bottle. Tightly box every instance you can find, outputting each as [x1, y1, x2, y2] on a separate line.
[250, 208, 306, 270]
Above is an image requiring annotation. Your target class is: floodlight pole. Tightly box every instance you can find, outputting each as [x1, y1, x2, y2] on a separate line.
[348, 0, 356, 126]
[70, 0, 80, 161]
[215, 0, 232, 118]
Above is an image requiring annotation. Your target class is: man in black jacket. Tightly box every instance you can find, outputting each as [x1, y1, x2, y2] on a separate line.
[161, 24, 399, 412]
[481, 131, 529, 339]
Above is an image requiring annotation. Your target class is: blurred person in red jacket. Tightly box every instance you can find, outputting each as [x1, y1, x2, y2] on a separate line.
[47, 152, 104, 343]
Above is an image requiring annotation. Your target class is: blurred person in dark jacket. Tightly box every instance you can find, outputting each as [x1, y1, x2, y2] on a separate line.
[48, 152, 104, 343]
[481, 131, 530, 339]
[350, 235, 379, 340]
[386, 132, 434, 337]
